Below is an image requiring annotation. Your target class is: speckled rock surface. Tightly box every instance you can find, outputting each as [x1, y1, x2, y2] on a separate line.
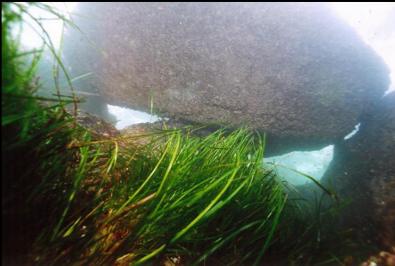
[63, 2, 389, 151]
[322, 92, 395, 249]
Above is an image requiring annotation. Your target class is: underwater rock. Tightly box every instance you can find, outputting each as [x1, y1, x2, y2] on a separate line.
[63, 3, 389, 152]
[76, 111, 120, 138]
[360, 248, 395, 266]
[322, 92, 395, 249]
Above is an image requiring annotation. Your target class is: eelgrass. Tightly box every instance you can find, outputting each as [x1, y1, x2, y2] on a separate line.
[2, 3, 84, 262]
[25, 125, 289, 265]
[2, 2, 343, 265]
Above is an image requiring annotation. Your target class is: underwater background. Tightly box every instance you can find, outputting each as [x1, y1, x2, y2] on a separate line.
[2, 2, 395, 265]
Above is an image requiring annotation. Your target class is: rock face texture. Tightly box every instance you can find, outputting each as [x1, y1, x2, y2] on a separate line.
[63, 2, 389, 151]
[322, 92, 395, 249]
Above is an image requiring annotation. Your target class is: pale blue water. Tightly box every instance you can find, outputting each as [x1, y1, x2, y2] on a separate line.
[343, 123, 360, 140]
[107, 104, 161, 130]
[264, 145, 334, 186]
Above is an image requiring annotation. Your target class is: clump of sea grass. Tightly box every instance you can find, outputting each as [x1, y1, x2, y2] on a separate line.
[48, 128, 286, 265]
[2, 3, 79, 263]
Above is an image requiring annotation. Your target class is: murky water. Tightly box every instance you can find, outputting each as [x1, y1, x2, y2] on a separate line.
[11, 2, 395, 263]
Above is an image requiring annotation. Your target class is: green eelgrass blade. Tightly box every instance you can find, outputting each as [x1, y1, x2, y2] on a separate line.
[170, 157, 241, 244]
[269, 163, 338, 201]
[51, 134, 90, 241]
[114, 134, 175, 216]
[253, 194, 288, 266]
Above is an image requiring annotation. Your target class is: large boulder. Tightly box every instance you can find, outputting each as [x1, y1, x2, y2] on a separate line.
[322, 92, 395, 249]
[63, 2, 389, 152]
